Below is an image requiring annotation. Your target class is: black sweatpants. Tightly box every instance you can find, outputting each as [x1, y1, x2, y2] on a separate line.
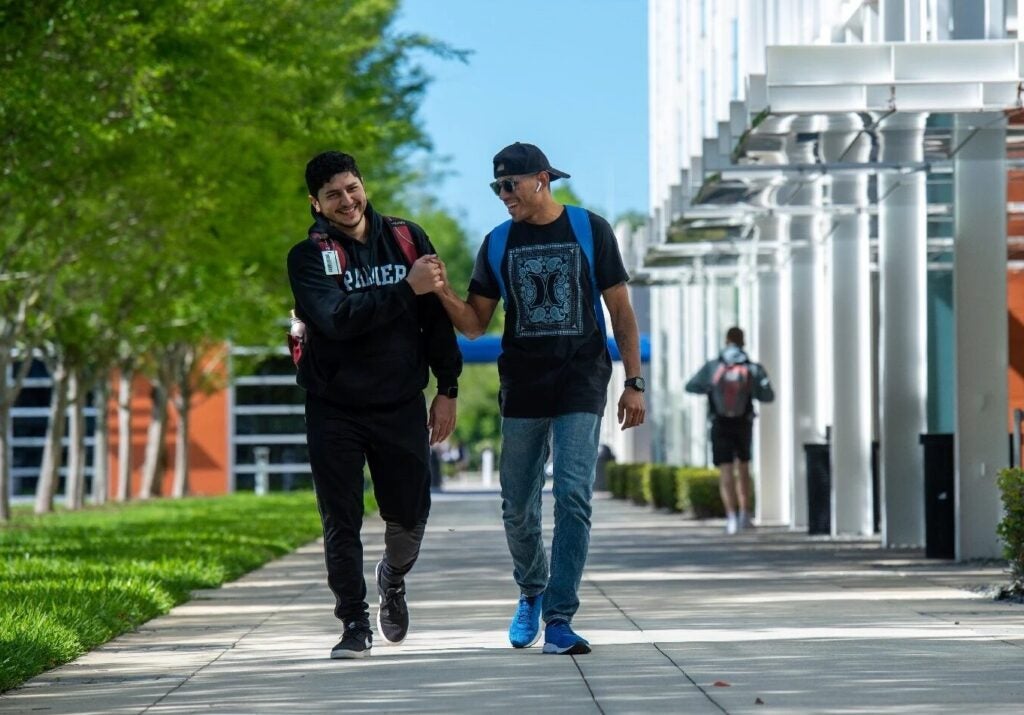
[305, 392, 432, 624]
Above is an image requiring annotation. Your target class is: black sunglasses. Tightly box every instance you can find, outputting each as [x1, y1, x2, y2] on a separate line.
[489, 178, 520, 196]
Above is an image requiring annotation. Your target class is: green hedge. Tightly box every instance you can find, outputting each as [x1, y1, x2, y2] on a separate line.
[606, 462, 740, 518]
[997, 467, 1024, 595]
[680, 471, 726, 517]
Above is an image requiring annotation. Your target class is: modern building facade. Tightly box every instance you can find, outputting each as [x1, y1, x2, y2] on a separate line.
[640, 0, 1024, 559]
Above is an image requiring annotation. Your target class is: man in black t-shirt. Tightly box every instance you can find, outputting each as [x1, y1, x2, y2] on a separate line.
[431, 142, 646, 656]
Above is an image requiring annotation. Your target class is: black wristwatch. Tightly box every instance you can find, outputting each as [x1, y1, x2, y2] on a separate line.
[439, 385, 458, 399]
[624, 376, 646, 393]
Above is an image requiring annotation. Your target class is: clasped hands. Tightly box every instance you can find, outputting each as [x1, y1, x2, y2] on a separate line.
[406, 255, 450, 296]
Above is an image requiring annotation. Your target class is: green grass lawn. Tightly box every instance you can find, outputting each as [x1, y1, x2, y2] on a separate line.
[0, 490, 375, 693]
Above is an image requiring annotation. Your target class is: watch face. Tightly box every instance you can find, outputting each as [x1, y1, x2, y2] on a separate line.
[627, 377, 645, 391]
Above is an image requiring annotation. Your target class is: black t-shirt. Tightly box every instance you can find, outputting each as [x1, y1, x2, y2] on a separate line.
[469, 207, 629, 418]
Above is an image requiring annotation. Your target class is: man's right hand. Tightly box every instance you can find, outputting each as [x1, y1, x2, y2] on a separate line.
[406, 255, 444, 295]
[433, 257, 451, 293]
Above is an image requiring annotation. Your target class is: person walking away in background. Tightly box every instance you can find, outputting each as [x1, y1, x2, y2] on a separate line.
[686, 326, 773, 534]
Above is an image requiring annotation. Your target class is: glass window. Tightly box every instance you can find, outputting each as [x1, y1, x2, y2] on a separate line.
[234, 384, 305, 406]
[235, 443, 309, 466]
[235, 414, 305, 436]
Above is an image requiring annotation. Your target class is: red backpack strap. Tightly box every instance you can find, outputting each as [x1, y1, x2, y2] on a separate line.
[711, 361, 728, 386]
[383, 216, 421, 266]
[310, 231, 347, 283]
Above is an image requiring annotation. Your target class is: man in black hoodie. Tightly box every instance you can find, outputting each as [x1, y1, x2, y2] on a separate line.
[287, 151, 462, 659]
[686, 326, 774, 534]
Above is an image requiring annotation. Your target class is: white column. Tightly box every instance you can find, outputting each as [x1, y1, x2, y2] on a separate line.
[881, 0, 907, 41]
[821, 116, 874, 535]
[704, 272, 720, 361]
[755, 215, 791, 525]
[953, 113, 1009, 559]
[738, 257, 754, 343]
[785, 127, 825, 529]
[662, 283, 681, 467]
[686, 271, 708, 466]
[650, 283, 668, 465]
[878, 112, 928, 547]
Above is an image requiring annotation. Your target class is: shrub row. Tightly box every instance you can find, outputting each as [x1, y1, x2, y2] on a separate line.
[997, 467, 1024, 596]
[606, 462, 727, 517]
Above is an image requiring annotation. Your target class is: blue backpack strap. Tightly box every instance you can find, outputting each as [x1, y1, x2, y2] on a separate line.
[486, 219, 513, 306]
[487, 208, 607, 337]
[565, 205, 607, 338]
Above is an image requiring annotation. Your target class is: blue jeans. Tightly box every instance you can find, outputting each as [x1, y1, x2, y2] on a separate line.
[499, 412, 601, 624]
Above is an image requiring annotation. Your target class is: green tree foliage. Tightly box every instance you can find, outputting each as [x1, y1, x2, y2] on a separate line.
[407, 197, 475, 292]
[552, 181, 586, 209]
[0, 0, 474, 515]
[614, 209, 648, 230]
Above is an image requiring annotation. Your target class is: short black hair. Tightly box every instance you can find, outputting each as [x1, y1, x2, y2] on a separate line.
[725, 326, 745, 348]
[305, 151, 362, 197]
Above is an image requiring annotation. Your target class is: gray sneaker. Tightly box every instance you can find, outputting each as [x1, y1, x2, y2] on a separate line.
[376, 560, 409, 644]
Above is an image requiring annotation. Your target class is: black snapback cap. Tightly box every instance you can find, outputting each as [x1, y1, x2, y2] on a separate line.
[492, 142, 570, 181]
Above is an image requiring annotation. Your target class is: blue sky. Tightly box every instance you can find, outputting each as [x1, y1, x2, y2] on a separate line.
[394, 0, 648, 244]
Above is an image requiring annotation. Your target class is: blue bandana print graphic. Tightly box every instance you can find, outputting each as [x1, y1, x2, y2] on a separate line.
[508, 243, 583, 337]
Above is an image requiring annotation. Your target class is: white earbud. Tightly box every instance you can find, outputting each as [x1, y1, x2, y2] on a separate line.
[535, 182, 542, 193]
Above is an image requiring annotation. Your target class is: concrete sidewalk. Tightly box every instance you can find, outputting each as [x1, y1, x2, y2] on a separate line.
[3, 493, 1023, 714]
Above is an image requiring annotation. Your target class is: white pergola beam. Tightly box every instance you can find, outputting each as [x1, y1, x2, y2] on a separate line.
[759, 41, 1024, 114]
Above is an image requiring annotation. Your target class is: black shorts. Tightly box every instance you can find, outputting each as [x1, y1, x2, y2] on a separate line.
[711, 417, 753, 465]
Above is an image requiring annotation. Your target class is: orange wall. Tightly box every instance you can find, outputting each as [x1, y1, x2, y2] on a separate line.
[1009, 169, 1024, 432]
[105, 365, 229, 498]
[1010, 271, 1024, 430]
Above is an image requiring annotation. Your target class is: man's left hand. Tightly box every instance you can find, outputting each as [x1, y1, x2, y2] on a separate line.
[617, 389, 646, 431]
[428, 394, 457, 445]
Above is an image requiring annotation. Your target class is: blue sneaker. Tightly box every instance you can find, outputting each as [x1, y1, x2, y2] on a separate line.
[508, 593, 543, 648]
[542, 619, 591, 655]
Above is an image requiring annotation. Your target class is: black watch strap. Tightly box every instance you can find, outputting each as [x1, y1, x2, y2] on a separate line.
[624, 376, 646, 393]
[439, 385, 458, 399]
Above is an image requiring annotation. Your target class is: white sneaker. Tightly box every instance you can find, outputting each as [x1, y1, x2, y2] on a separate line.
[738, 511, 753, 530]
[726, 512, 739, 535]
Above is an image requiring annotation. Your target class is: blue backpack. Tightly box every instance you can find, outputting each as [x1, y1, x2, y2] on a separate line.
[486, 205, 607, 338]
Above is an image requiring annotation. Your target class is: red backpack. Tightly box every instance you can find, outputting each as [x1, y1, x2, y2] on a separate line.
[289, 217, 420, 366]
[710, 361, 752, 418]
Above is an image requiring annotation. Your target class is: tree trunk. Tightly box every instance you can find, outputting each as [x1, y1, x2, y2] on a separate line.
[139, 383, 168, 499]
[92, 376, 110, 505]
[0, 406, 10, 523]
[65, 368, 87, 510]
[171, 344, 196, 499]
[116, 368, 133, 501]
[171, 389, 189, 499]
[35, 360, 68, 514]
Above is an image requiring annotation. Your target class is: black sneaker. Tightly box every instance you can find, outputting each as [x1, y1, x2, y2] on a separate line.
[376, 560, 409, 644]
[330, 621, 372, 659]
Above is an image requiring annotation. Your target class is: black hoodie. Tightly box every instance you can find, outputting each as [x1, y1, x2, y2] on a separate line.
[287, 203, 461, 408]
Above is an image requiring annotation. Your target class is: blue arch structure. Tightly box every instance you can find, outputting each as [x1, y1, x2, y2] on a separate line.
[457, 334, 651, 364]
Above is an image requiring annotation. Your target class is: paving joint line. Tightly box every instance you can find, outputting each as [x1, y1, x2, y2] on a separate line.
[139, 578, 320, 714]
[570, 655, 606, 715]
[586, 578, 729, 714]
